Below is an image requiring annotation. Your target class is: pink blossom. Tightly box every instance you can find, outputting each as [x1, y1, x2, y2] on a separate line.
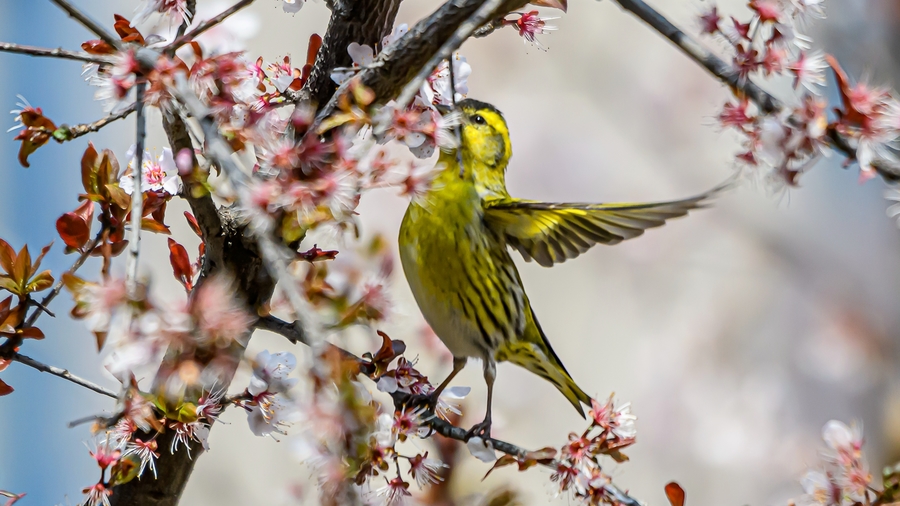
[408, 452, 446, 488]
[588, 395, 637, 439]
[749, 0, 785, 23]
[788, 51, 828, 92]
[82, 483, 112, 506]
[123, 438, 159, 479]
[330, 43, 375, 84]
[191, 276, 254, 346]
[248, 350, 298, 396]
[133, 0, 189, 27]
[513, 11, 558, 50]
[120, 146, 181, 196]
[374, 477, 412, 506]
[718, 100, 753, 130]
[698, 6, 721, 34]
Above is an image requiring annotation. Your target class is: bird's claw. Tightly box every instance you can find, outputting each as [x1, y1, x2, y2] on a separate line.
[465, 418, 492, 441]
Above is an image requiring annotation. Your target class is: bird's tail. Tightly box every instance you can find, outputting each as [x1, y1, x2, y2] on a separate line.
[501, 315, 592, 417]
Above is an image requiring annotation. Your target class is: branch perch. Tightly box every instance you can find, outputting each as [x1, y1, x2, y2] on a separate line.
[0, 42, 114, 64]
[12, 352, 116, 398]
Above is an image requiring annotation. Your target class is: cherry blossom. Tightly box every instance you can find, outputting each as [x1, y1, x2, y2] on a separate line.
[123, 438, 159, 479]
[788, 51, 828, 92]
[408, 453, 446, 488]
[374, 476, 412, 506]
[330, 43, 376, 85]
[248, 350, 298, 396]
[466, 436, 497, 462]
[133, 0, 189, 28]
[120, 146, 181, 196]
[512, 11, 558, 50]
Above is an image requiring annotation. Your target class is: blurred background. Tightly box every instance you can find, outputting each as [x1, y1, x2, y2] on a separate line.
[2, 0, 900, 505]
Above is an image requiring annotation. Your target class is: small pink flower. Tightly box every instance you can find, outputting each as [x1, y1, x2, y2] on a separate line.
[719, 100, 753, 130]
[698, 6, 721, 34]
[123, 438, 159, 479]
[513, 11, 558, 50]
[788, 51, 828, 92]
[89, 435, 121, 470]
[408, 452, 447, 488]
[120, 147, 181, 196]
[393, 406, 428, 441]
[191, 276, 254, 346]
[375, 477, 412, 505]
[82, 482, 112, 506]
[749, 0, 785, 23]
[133, 0, 188, 27]
[248, 350, 298, 396]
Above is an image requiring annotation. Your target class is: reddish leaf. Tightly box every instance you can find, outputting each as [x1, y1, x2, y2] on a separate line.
[140, 218, 171, 235]
[13, 107, 57, 167]
[81, 142, 98, 194]
[19, 327, 44, 340]
[184, 211, 202, 238]
[299, 245, 339, 262]
[31, 242, 53, 276]
[167, 238, 193, 292]
[665, 482, 686, 506]
[306, 34, 323, 66]
[11, 245, 30, 289]
[483, 454, 518, 479]
[57, 200, 94, 250]
[81, 39, 116, 55]
[0, 239, 14, 274]
[0, 378, 13, 396]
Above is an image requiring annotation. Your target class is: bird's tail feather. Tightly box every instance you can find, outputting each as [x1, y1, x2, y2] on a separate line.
[501, 317, 592, 417]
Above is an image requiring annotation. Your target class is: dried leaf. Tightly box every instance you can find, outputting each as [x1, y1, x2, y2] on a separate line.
[81, 142, 99, 194]
[483, 454, 518, 479]
[19, 327, 44, 340]
[0, 378, 13, 396]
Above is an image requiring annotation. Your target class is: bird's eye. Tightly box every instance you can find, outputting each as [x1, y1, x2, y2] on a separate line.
[472, 114, 486, 125]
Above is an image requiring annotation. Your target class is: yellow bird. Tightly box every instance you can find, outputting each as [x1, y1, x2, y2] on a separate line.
[398, 99, 729, 438]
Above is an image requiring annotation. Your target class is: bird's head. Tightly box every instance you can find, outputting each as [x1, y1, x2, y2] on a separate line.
[440, 99, 513, 196]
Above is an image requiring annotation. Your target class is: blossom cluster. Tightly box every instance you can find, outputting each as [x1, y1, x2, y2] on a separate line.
[480, 394, 637, 506]
[792, 420, 873, 505]
[701, 0, 900, 187]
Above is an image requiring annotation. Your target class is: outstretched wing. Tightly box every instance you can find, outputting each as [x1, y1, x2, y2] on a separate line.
[484, 179, 733, 267]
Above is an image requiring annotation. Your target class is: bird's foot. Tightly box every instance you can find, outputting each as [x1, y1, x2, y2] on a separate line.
[465, 418, 492, 441]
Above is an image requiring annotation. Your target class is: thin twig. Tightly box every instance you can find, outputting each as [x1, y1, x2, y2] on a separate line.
[25, 229, 104, 327]
[423, 413, 641, 506]
[612, 0, 779, 114]
[171, 76, 319, 349]
[254, 315, 371, 369]
[610, 0, 900, 180]
[56, 104, 136, 142]
[166, 0, 256, 53]
[49, 0, 120, 49]
[126, 82, 147, 297]
[0, 42, 114, 64]
[12, 352, 116, 398]
[392, 0, 505, 112]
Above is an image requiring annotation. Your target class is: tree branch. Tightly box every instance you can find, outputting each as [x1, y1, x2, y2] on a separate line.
[49, 0, 120, 49]
[392, 0, 504, 111]
[0, 41, 113, 64]
[12, 352, 116, 398]
[254, 315, 371, 368]
[55, 104, 136, 142]
[313, 0, 528, 121]
[166, 0, 255, 54]
[610, 0, 900, 181]
[125, 82, 147, 297]
[299, 0, 401, 108]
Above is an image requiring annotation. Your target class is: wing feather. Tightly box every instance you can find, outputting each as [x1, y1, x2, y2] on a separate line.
[484, 179, 733, 266]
